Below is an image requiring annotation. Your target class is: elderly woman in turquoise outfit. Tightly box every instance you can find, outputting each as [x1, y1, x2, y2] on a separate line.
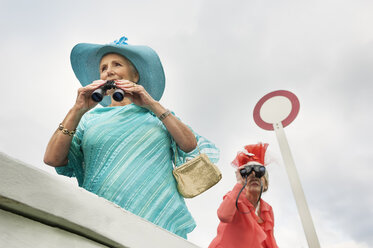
[44, 36, 219, 239]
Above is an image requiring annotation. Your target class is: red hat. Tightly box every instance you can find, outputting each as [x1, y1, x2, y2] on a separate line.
[231, 142, 269, 168]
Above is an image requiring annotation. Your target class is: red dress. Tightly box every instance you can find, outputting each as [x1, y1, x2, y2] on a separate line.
[209, 184, 278, 248]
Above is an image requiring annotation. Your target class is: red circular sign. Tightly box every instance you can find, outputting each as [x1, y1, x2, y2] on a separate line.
[253, 90, 300, 131]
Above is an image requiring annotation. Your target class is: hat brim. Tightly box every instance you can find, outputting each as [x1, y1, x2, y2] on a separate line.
[70, 43, 165, 107]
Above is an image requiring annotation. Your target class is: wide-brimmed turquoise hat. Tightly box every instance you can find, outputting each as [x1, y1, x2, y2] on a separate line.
[70, 36, 165, 107]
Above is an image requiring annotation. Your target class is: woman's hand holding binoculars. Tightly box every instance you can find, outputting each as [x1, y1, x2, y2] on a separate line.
[114, 80, 157, 111]
[73, 80, 106, 114]
[72, 79, 157, 115]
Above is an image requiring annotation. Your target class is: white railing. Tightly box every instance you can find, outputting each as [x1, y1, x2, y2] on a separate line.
[0, 152, 201, 248]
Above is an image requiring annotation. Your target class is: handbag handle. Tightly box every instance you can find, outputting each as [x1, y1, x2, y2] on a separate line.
[173, 143, 201, 168]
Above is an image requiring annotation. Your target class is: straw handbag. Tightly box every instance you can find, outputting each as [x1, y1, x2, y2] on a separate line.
[172, 147, 222, 198]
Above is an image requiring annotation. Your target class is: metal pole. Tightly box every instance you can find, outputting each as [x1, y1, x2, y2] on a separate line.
[273, 122, 320, 248]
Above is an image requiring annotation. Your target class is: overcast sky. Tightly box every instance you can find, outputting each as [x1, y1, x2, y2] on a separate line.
[1, 0, 373, 247]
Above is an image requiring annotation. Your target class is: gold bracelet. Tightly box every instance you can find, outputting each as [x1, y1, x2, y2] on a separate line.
[157, 109, 171, 121]
[58, 123, 76, 137]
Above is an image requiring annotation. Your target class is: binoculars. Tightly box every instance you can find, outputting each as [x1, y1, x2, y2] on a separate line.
[239, 164, 266, 178]
[91, 80, 124, 102]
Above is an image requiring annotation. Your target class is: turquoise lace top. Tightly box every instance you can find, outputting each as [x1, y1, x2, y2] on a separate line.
[55, 104, 220, 238]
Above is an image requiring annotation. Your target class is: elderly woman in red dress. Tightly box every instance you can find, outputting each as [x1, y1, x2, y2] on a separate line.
[209, 143, 278, 248]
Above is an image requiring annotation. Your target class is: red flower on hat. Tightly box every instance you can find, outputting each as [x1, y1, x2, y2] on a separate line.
[231, 142, 269, 168]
